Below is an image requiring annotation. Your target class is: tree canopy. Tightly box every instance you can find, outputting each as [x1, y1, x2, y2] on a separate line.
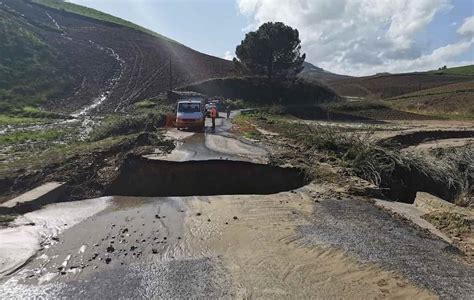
[234, 22, 306, 79]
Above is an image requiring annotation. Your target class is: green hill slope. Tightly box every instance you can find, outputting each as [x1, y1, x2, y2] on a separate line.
[431, 65, 474, 76]
[32, 0, 178, 43]
[0, 7, 73, 113]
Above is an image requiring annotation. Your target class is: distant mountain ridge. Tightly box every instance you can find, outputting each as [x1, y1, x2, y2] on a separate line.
[300, 61, 351, 82]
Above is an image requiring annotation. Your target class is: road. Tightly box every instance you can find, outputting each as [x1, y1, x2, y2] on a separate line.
[0, 114, 473, 299]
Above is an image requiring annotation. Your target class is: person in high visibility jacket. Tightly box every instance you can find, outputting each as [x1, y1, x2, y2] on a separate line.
[210, 106, 217, 130]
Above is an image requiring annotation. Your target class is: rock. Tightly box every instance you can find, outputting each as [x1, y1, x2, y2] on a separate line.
[105, 258, 111, 264]
[122, 228, 128, 233]
[152, 249, 158, 254]
[106, 246, 115, 253]
[207, 219, 211, 222]
[233, 216, 238, 220]
[196, 212, 202, 216]
[130, 246, 137, 251]
[155, 214, 160, 219]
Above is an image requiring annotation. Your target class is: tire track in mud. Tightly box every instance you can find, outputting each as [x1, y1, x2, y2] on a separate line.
[117, 41, 141, 109]
[115, 41, 145, 112]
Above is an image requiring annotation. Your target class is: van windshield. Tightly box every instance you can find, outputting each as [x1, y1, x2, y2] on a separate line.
[178, 103, 200, 113]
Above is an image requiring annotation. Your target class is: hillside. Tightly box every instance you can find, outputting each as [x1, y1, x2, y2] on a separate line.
[0, 0, 235, 114]
[299, 62, 351, 82]
[328, 72, 474, 99]
[181, 77, 340, 105]
[430, 65, 474, 76]
[389, 81, 474, 117]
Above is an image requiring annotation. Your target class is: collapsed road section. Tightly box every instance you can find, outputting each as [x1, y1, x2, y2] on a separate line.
[108, 156, 309, 197]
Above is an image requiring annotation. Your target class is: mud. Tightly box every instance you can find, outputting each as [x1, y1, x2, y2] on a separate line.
[381, 130, 474, 148]
[108, 156, 309, 197]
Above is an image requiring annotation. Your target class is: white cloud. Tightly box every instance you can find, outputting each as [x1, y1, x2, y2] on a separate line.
[223, 50, 234, 60]
[236, 0, 473, 76]
[458, 16, 474, 35]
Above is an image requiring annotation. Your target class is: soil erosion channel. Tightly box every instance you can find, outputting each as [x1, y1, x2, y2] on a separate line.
[0, 116, 472, 298]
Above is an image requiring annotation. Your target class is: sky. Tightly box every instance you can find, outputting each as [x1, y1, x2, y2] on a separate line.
[68, 0, 474, 76]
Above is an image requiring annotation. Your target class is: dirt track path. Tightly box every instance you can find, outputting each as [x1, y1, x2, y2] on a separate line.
[0, 115, 472, 298]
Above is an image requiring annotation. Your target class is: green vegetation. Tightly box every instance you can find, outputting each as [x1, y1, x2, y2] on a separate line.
[134, 100, 157, 109]
[0, 215, 17, 225]
[89, 112, 166, 141]
[182, 77, 339, 105]
[389, 81, 474, 119]
[432, 65, 474, 76]
[0, 107, 68, 126]
[237, 113, 472, 204]
[0, 115, 49, 126]
[234, 22, 305, 78]
[0, 128, 67, 145]
[423, 212, 472, 236]
[0, 9, 74, 112]
[327, 100, 389, 112]
[32, 0, 178, 43]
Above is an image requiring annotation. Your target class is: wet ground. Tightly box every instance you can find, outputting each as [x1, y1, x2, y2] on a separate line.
[0, 114, 473, 298]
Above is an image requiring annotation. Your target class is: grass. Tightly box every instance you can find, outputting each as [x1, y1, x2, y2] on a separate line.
[431, 65, 474, 76]
[231, 114, 263, 140]
[0, 128, 67, 145]
[327, 100, 389, 112]
[423, 212, 472, 236]
[0, 115, 49, 126]
[0, 215, 17, 225]
[89, 112, 166, 141]
[134, 100, 156, 109]
[32, 0, 179, 44]
[239, 113, 472, 204]
[1, 8, 74, 111]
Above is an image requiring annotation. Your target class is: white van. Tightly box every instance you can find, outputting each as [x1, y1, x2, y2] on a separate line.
[176, 98, 205, 130]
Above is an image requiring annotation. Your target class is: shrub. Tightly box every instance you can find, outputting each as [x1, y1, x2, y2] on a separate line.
[90, 112, 165, 141]
[181, 77, 340, 106]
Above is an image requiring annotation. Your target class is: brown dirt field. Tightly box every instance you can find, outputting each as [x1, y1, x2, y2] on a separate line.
[4, 1, 235, 113]
[388, 81, 474, 116]
[328, 73, 474, 99]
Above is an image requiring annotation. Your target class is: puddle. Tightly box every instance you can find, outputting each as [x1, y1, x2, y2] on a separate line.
[108, 157, 309, 197]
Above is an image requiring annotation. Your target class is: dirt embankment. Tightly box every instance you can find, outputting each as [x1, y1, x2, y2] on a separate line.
[0, 133, 173, 205]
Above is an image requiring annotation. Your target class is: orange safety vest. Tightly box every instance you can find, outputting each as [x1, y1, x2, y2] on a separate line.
[210, 108, 217, 118]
